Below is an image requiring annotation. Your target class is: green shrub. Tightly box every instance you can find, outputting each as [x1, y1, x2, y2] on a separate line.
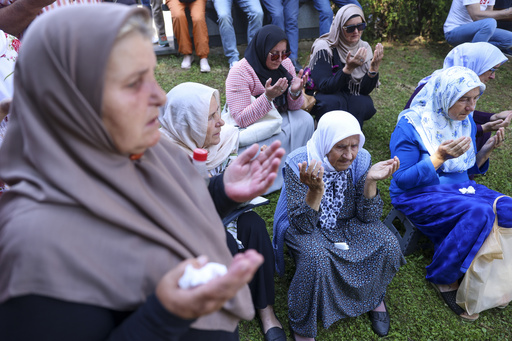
[359, 0, 452, 43]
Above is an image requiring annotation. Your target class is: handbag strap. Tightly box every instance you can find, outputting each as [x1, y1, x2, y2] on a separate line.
[493, 195, 509, 215]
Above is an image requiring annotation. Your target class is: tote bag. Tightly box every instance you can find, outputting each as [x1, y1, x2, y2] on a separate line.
[222, 96, 282, 147]
[456, 195, 512, 315]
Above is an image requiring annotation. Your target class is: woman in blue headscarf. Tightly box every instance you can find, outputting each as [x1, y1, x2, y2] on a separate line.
[390, 66, 512, 322]
[404, 42, 511, 152]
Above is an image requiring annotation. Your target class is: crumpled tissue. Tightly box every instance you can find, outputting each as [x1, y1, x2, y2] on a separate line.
[178, 262, 228, 289]
[459, 186, 476, 194]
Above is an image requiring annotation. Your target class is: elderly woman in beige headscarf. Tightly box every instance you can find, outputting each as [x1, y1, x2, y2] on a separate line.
[0, 4, 286, 340]
[307, 4, 383, 128]
[159, 82, 287, 340]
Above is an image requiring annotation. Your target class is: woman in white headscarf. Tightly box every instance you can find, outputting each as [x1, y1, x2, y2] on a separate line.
[273, 111, 404, 340]
[390, 66, 512, 322]
[159, 82, 286, 341]
[404, 42, 511, 152]
[307, 4, 383, 128]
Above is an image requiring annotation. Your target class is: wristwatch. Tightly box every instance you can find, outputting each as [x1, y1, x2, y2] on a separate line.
[368, 71, 378, 77]
[289, 88, 302, 97]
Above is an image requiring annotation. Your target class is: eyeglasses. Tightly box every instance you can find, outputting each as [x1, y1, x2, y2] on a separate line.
[489, 67, 497, 75]
[268, 51, 291, 61]
[342, 22, 366, 33]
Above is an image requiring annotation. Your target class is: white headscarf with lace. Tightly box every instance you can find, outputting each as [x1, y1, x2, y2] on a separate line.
[307, 111, 365, 229]
[159, 82, 239, 171]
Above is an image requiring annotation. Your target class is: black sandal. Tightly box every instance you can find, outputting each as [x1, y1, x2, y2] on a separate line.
[430, 282, 479, 322]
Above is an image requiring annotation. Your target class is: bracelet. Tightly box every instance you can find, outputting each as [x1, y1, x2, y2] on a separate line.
[368, 71, 378, 77]
[264, 93, 273, 103]
[289, 88, 302, 97]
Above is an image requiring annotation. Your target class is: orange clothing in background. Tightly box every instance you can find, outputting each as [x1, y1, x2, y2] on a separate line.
[166, 0, 209, 58]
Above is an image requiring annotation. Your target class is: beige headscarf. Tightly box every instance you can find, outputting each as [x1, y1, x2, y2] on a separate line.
[0, 4, 252, 331]
[309, 4, 373, 94]
[159, 82, 239, 171]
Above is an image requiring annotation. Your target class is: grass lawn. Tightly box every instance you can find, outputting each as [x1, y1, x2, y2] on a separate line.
[155, 40, 512, 340]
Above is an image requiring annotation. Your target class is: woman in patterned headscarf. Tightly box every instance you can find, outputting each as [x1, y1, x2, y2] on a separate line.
[307, 4, 383, 128]
[404, 42, 511, 152]
[390, 66, 512, 322]
[273, 111, 404, 340]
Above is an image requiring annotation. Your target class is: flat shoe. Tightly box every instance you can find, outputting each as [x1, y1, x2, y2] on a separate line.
[264, 326, 286, 341]
[368, 301, 390, 337]
[430, 282, 479, 322]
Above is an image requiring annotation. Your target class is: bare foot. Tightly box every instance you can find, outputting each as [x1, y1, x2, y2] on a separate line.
[372, 300, 387, 312]
[436, 281, 459, 292]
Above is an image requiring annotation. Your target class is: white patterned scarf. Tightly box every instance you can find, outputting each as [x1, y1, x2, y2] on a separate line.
[307, 110, 365, 229]
[398, 66, 485, 173]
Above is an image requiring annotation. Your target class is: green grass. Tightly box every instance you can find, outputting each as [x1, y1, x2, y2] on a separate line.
[155, 41, 512, 340]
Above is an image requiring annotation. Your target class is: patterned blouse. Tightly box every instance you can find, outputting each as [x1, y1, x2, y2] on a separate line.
[225, 58, 304, 128]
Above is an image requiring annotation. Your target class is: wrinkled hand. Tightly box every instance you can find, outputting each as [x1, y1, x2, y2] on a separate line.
[370, 43, 384, 73]
[290, 69, 306, 94]
[434, 137, 472, 162]
[223, 140, 285, 202]
[344, 47, 367, 73]
[298, 160, 324, 191]
[0, 98, 11, 122]
[156, 250, 264, 320]
[367, 156, 399, 181]
[481, 127, 506, 153]
[483, 111, 512, 133]
[491, 110, 512, 123]
[264, 77, 289, 100]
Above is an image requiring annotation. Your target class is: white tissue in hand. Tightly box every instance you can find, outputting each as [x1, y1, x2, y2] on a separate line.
[178, 262, 228, 289]
[334, 242, 349, 250]
[459, 186, 476, 194]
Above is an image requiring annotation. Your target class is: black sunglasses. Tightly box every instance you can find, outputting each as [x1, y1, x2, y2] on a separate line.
[269, 51, 291, 61]
[342, 22, 366, 33]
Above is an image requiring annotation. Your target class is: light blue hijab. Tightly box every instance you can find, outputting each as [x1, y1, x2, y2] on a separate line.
[399, 66, 485, 173]
[418, 42, 507, 87]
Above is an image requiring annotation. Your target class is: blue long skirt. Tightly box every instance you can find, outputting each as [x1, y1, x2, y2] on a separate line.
[392, 180, 512, 284]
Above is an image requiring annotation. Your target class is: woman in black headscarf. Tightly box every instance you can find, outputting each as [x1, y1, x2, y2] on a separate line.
[224, 25, 315, 193]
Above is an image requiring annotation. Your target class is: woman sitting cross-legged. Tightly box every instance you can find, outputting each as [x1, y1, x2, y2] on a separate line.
[273, 111, 405, 340]
[307, 4, 383, 128]
[225, 24, 315, 194]
[390, 66, 512, 321]
[159, 82, 286, 341]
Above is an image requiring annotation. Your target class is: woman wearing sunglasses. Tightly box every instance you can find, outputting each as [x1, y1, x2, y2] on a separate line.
[225, 25, 314, 193]
[404, 42, 512, 153]
[307, 4, 383, 128]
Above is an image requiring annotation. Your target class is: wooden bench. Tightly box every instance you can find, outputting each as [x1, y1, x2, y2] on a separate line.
[155, 0, 320, 55]
[383, 208, 433, 256]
